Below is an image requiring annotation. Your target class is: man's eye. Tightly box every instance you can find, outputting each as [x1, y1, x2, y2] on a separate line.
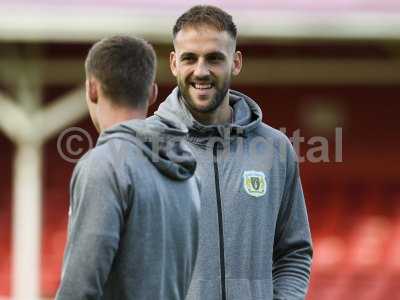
[182, 57, 195, 62]
[208, 56, 223, 63]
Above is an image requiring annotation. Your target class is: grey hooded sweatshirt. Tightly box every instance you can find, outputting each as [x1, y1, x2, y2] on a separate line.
[152, 87, 313, 300]
[56, 119, 201, 300]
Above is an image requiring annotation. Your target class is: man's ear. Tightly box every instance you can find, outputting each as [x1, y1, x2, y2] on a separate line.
[232, 51, 242, 76]
[148, 82, 158, 107]
[86, 77, 99, 104]
[170, 51, 178, 77]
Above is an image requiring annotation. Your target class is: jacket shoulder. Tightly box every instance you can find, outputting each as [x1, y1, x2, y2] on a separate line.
[255, 122, 292, 146]
[75, 138, 145, 182]
[253, 122, 298, 165]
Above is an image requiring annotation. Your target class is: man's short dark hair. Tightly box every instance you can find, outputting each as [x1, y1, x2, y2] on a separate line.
[173, 5, 237, 41]
[85, 35, 156, 109]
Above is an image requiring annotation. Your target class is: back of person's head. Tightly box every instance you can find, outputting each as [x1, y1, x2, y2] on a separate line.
[85, 35, 156, 109]
[173, 5, 237, 42]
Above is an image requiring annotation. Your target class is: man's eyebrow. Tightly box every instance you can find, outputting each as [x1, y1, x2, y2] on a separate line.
[205, 51, 226, 59]
[179, 51, 227, 59]
[179, 52, 197, 59]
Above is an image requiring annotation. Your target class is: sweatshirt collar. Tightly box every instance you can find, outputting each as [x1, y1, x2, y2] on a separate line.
[155, 87, 262, 138]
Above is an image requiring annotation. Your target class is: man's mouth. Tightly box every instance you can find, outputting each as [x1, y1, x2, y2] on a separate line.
[190, 82, 213, 90]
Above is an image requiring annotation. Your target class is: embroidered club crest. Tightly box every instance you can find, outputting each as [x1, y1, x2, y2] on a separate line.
[243, 171, 266, 197]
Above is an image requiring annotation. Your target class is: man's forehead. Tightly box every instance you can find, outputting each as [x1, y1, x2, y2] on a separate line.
[174, 25, 234, 54]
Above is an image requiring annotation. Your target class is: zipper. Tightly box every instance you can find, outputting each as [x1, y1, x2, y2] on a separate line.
[213, 142, 226, 300]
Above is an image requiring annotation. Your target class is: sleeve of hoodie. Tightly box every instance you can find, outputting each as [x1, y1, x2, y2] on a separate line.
[56, 147, 129, 300]
[272, 138, 313, 300]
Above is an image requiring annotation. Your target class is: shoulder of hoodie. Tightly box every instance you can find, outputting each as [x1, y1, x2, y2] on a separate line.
[72, 135, 148, 183]
[253, 121, 298, 167]
[231, 89, 297, 164]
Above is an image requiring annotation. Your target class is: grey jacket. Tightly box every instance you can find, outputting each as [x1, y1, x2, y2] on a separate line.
[152, 87, 313, 300]
[56, 119, 201, 300]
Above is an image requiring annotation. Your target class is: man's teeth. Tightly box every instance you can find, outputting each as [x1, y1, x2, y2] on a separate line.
[194, 83, 212, 89]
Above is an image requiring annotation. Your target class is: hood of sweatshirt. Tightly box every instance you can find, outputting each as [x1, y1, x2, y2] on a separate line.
[96, 118, 196, 181]
[154, 87, 263, 138]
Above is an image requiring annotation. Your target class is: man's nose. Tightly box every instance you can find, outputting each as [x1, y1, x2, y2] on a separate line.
[193, 59, 210, 78]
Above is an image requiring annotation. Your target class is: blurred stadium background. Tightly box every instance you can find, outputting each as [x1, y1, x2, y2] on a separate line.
[0, 0, 399, 299]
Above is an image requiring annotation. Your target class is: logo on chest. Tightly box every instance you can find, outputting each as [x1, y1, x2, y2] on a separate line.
[243, 171, 266, 197]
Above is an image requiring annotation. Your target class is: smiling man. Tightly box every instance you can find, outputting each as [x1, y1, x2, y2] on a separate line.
[153, 5, 313, 300]
[170, 23, 240, 125]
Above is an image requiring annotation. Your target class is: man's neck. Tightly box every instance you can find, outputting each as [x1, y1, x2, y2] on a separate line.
[98, 101, 147, 132]
[188, 95, 233, 126]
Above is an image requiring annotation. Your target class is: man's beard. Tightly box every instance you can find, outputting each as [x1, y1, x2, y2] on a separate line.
[178, 76, 230, 114]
